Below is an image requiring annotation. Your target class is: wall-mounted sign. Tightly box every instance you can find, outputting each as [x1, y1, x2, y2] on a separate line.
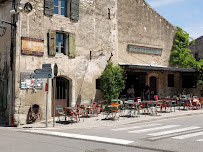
[21, 37, 44, 56]
[128, 45, 162, 55]
[20, 72, 43, 89]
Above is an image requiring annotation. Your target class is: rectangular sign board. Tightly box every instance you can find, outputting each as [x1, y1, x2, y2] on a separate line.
[21, 37, 44, 56]
[128, 45, 162, 55]
[42, 64, 51, 69]
[20, 72, 43, 89]
[30, 73, 52, 79]
[34, 69, 52, 74]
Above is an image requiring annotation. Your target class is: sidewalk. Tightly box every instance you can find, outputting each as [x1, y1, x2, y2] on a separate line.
[18, 108, 203, 130]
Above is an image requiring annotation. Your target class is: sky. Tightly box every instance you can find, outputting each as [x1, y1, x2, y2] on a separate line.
[145, 0, 203, 39]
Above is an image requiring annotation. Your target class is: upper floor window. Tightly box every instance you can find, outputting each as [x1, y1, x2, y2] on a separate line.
[44, 0, 79, 22]
[54, 0, 66, 16]
[48, 31, 76, 58]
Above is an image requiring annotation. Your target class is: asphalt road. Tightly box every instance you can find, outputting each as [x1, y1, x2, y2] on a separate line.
[0, 127, 157, 152]
[1, 114, 203, 152]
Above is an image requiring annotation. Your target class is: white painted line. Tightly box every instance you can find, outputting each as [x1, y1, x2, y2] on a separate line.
[111, 124, 162, 131]
[25, 130, 134, 145]
[148, 126, 201, 136]
[196, 139, 203, 142]
[173, 131, 203, 139]
[129, 125, 179, 133]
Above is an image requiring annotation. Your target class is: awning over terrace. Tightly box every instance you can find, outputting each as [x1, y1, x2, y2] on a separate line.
[119, 64, 196, 73]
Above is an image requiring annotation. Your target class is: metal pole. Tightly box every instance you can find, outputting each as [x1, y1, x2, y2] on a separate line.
[9, 71, 13, 126]
[46, 78, 49, 127]
[53, 76, 56, 127]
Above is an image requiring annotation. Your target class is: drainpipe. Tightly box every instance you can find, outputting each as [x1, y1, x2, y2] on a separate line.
[9, 0, 16, 127]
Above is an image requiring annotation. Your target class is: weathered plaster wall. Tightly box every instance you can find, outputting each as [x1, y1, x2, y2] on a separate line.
[117, 0, 177, 66]
[14, 0, 115, 124]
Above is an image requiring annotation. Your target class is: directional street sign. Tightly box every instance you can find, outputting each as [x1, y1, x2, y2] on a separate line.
[42, 64, 51, 69]
[34, 69, 52, 74]
[30, 73, 52, 79]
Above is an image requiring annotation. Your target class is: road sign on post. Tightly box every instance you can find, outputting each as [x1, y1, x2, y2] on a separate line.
[30, 73, 52, 79]
[34, 69, 52, 74]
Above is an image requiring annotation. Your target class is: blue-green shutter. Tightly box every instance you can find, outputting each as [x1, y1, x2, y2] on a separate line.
[69, 34, 76, 58]
[3, 80, 7, 109]
[44, 0, 54, 16]
[70, 0, 79, 22]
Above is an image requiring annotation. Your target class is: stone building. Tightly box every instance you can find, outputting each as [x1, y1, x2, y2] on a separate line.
[0, 0, 200, 125]
[188, 36, 203, 61]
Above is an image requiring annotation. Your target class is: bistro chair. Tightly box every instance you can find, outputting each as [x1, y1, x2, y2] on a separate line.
[56, 105, 66, 122]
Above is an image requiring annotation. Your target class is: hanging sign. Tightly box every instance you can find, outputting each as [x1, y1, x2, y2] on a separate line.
[21, 37, 44, 56]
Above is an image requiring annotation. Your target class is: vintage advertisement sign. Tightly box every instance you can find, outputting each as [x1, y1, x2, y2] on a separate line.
[128, 45, 162, 55]
[21, 37, 44, 56]
[20, 72, 43, 89]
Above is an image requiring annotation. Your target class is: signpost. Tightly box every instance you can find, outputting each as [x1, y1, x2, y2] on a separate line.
[34, 69, 52, 74]
[30, 73, 52, 79]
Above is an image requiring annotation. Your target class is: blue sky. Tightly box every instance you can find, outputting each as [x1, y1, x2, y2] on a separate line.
[145, 0, 203, 39]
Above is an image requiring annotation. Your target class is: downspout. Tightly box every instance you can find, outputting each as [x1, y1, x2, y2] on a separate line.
[9, 0, 16, 126]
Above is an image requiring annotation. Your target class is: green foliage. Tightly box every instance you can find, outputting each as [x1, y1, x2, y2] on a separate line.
[170, 26, 203, 85]
[100, 61, 126, 102]
[170, 27, 196, 68]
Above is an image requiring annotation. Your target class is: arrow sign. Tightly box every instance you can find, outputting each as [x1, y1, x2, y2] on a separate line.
[34, 69, 52, 74]
[30, 73, 52, 79]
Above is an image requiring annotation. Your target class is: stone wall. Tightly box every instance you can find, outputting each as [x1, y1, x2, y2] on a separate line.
[14, 0, 116, 124]
[188, 36, 203, 59]
[117, 0, 177, 66]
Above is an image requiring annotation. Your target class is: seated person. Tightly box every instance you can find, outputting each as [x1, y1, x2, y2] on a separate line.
[126, 85, 135, 98]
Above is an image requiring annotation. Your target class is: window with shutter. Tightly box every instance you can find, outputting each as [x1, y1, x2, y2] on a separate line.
[46, 0, 79, 22]
[48, 31, 76, 57]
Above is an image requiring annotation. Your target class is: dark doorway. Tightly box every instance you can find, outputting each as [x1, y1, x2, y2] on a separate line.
[52, 77, 69, 115]
[150, 76, 157, 99]
[120, 72, 147, 99]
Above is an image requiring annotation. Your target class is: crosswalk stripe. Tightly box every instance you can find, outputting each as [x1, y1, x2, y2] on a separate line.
[111, 124, 162, 131]
[128, 125, 179, 133]
[196, 139, 203, 142]
[172, 131, 203, 139]
[24, 130, 134, 145]
[148, 126, 201, 136]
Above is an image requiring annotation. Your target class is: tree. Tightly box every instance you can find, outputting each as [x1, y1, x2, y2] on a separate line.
[100, 61, 126, 102]
[170, 27, 196, 68]
[170, 26, 203, 85]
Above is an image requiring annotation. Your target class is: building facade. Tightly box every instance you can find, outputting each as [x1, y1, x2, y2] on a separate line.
[0, 0, 201, 125]
[188, 36, 203, 61]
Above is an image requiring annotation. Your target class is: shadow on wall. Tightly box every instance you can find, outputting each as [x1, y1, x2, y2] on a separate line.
[76, 95, 82, 105]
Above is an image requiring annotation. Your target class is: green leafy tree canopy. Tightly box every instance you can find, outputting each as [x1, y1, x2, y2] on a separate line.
[100, 61, 126, 102]
[170, 27, 196, 68]
[170, 26, 203, 85]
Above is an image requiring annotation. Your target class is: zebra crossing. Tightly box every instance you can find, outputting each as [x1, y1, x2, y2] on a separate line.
[111, 123, 203, 142]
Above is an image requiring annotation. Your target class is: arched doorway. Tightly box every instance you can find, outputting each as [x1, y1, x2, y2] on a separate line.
[52, 77, 69, 115]
[150, 76, 157, 99]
